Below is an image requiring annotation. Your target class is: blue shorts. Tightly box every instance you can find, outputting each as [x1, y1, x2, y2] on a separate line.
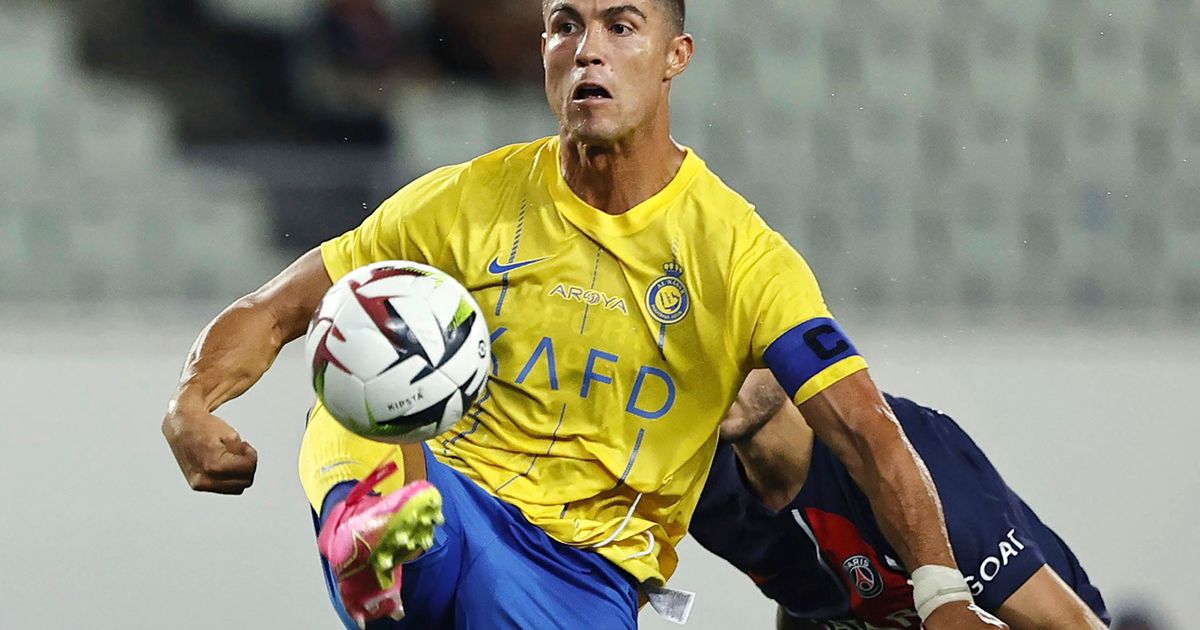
[314, 445, 639, 630]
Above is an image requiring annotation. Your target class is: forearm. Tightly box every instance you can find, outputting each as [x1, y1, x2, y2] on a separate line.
[172, 248, 329, 413]
[163, 248, 329, 494]
[173, 297, 292, 413]
[800, 373, 956, 571]
[841, 409, 955, 570]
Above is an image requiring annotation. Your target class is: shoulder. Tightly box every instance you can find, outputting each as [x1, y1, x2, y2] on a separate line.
[456, 137, 553, 187]
[683, 151, 762, 233]
[677, 151, 795, 285]
[400, 137, 551, 194]
[684, 154, 795, 262]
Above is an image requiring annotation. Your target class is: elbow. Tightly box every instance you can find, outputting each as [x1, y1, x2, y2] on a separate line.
[231, 290, 271, 315]
[229, 294, 290, 346]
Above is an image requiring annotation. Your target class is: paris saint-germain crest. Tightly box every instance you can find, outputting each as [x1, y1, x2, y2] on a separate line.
[842, 555, 885, 599]
[645, 261, 690, 325]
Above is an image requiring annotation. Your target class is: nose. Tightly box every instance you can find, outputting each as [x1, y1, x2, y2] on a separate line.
[574, 27, 604, 67]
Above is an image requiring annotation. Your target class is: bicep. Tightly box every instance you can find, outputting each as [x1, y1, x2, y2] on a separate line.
[250, 248, 333, 343]
[996, 565, 1107, 630]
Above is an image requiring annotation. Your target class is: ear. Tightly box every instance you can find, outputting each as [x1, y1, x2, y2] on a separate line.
[541, 31, 548, 59]
[663, 32, 695, 81]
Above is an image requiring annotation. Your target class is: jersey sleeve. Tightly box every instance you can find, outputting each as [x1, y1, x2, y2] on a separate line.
[320, 163, 467, 282]
[896, 400, 1050, 611]
[730, 217, 868, 404]
[945, 488, 1047, 612]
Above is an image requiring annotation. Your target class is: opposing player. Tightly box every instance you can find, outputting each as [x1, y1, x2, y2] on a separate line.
[692, 370, 1110, 629]
[163, 1, 1002, 627]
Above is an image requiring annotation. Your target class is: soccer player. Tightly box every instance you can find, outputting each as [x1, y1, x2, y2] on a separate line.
[692, 370, 1110, 629]
[162, 1, 1003, 628]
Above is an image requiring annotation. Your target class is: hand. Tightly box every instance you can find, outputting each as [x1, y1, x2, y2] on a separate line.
[162, 399, 258, 494]
[924, 601, 1009, 629]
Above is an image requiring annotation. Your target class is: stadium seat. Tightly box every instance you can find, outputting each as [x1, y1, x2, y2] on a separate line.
[74, 83, 173, 178]
[394, 83, 497, 170]
[62, 186, 144, 300]
[197, 0, 320, 33]
[4, 188, 73, 298]
[359, 0, 1199, 316]
[164, 182, 278, 300]
[0, 4, 72, 102]
[0, 2, 284, 303]
[0, 191, 32, 297]
[0, 97, 41, 194]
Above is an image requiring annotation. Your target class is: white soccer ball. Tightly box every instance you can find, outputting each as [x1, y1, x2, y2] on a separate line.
[304, 261, 491, 443]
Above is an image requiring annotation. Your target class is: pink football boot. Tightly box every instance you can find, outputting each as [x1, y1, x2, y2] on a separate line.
[318, 461, 444, 628]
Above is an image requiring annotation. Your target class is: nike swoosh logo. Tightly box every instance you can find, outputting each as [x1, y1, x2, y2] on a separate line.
[319, 460, 360, 474]
[487, 256, 551, 275]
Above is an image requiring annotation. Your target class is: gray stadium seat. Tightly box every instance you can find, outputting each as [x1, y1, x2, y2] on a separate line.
[0, 2, 285, 304]
[374, 0, 1200, 316]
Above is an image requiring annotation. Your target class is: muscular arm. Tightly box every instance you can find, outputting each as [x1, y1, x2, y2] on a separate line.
[996, 566, 1107, 630]
[162, 248, 332, 493]
[799, 370, 983, 624]
[799, 370, 954, 570]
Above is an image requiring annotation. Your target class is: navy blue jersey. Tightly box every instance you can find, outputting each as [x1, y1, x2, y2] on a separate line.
[690, 395, 1109, 628]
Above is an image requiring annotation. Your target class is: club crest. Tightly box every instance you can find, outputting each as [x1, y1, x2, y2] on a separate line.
[842, 555, 885, 599]
[645, 261, 690, 325]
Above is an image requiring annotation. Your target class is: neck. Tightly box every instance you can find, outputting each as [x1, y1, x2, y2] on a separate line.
[730, 407, 815, 513]
[558, 115, 684, 215]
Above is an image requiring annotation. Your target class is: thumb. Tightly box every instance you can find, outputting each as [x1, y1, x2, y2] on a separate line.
[219, 432, 250, 455]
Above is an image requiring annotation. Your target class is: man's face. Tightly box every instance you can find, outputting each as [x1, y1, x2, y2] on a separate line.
[541, 0, 688, 145]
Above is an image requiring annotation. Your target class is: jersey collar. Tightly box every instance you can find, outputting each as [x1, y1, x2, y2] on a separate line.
[544, 136, 703, 236]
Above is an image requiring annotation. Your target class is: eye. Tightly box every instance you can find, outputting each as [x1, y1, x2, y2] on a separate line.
[556, 21, 579, 35]
[611, 23, 633, 35]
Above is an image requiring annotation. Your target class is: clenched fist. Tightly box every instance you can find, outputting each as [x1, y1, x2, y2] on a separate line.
[163, 400, 259, 494]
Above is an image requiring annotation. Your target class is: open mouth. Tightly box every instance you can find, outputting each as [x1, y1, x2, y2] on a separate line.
[572, 84, 612, 102]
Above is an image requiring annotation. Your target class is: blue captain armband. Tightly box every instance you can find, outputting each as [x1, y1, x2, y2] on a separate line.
[763, 318, 865, 403]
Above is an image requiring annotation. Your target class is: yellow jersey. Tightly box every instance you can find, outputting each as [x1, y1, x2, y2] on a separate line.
[302, 136, 868, 585]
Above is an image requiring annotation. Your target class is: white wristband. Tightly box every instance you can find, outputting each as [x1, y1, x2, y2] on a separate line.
[910, 565, 973, 621]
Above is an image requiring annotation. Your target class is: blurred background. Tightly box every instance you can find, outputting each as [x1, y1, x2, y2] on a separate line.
[0, 0, 1195, 628]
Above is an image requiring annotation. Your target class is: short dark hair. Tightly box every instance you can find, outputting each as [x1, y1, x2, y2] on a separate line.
[542, 1, 686, 34]
[661, 0, 685, 33]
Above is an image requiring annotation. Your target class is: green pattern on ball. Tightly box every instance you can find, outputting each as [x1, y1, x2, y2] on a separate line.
[314, 365, 326, 399]
[449, 298, 474, 330]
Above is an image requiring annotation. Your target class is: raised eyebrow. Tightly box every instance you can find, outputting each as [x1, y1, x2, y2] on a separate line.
[601, 4, 648, 22]
[547, 3, 584, 22]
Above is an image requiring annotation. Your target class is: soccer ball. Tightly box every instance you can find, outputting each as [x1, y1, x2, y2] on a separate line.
[304, 261, 491, 443]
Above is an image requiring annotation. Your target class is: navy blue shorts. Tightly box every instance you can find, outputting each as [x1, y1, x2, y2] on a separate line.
[314, 444, 639, 630]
